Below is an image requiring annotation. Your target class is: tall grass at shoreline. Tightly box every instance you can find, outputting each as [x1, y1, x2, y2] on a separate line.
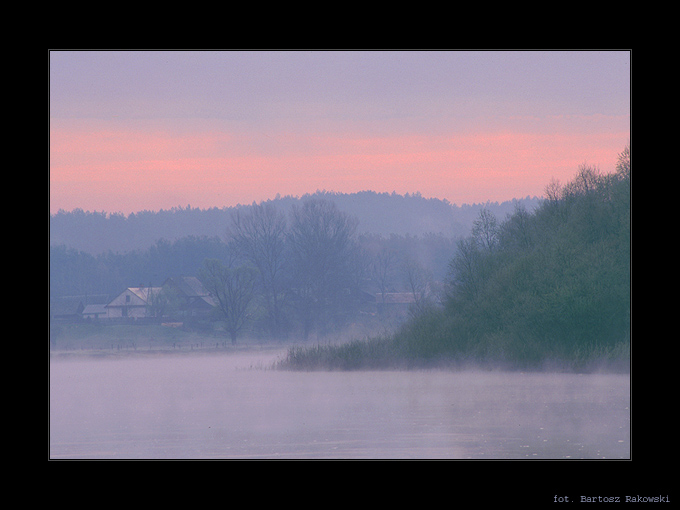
[274, 328, 630, 373]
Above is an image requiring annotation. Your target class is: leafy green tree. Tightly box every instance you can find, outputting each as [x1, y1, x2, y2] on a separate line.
[441, 147, 631, 367]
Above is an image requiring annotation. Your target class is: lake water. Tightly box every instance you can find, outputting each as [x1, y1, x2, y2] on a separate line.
[49, 350, 630, 459]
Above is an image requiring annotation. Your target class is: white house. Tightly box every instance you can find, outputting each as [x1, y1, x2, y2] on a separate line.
[106, 286, 162, 319]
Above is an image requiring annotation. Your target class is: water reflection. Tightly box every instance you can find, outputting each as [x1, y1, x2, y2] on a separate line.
[50, 352, 630, 459]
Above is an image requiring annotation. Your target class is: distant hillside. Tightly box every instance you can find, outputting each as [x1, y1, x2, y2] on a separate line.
[50, 191, 541, 254]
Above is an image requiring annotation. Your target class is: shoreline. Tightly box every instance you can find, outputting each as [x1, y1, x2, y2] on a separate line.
[49, 342, 290, 361]
[49, 346, 630, 375]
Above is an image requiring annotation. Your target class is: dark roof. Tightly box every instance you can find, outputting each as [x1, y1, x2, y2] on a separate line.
[164, 276, 209, 298]
[187, 295, 216, 309]
[52, 296, 85, 316]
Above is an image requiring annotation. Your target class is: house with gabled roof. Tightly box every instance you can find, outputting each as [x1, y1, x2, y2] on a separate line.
[162, 276, 215, 316]
[106, 286, 163, 319]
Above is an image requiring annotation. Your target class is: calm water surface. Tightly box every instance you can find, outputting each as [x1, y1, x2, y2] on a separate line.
[49, 351, 630, 459]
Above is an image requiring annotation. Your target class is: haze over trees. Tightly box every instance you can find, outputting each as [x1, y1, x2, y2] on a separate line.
[280, 146, 631, 371]
[50, 191, 540, 254]
[50, 146, 629, 358]
[228, 203, 288, 338]
[51, 197, 480, 341]
[287, 199, 361, 339]
[51, 191, 541, 341]
[200, 257, 257, 344]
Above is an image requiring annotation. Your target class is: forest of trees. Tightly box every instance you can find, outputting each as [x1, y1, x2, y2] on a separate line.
[280, 146, 631, 371]
[49, 191, 539, 254]
[50, 145, 630, 364]
[50, 192, 542, 342]
[50, 197, 464, 341]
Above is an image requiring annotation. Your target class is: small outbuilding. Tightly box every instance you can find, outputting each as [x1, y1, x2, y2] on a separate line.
[82, 303, 108, 320]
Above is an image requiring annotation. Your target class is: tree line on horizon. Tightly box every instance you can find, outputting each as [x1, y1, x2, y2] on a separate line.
[49, 190, 540, 254]
[50, 145, 629, 355]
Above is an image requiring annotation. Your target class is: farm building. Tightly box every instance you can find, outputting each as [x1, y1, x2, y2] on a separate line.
[162, 276, 215, 316]
[106, 286, 163, 319]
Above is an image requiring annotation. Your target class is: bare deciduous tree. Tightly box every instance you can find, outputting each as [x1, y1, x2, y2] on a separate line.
[288, 199, 359, 339]
[228, 203, 288, 338]
[402, 257, 432, 316]
[471, 207, 499, 252]
[201, 258, 257, 344]
[371, 247, 397, 306]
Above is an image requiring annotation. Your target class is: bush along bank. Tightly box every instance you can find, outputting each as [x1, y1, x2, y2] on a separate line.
[279, 148, 631, 372]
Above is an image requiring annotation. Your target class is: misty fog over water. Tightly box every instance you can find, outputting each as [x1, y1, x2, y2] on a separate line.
[49, 351, 630, 459]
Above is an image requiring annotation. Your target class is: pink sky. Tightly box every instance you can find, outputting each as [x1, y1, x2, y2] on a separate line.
[49, 51, 630, 215]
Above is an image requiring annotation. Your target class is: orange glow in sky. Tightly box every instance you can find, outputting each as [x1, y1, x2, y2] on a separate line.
[50, 51, 630, 215]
